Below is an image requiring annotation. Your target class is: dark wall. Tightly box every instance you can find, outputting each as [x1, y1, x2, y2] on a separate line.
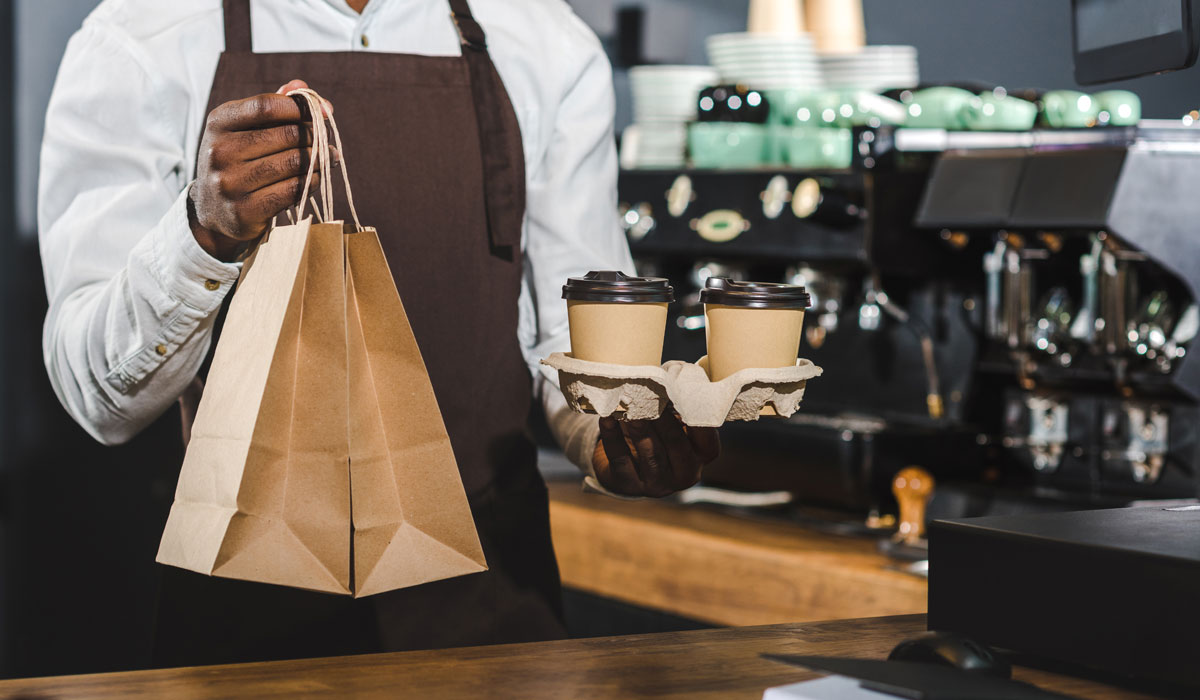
[863, 0, 1200, 119]
[597, 0, 1200, 131]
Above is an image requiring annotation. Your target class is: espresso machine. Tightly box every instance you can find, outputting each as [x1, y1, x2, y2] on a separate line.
[618, 121, 1200, 519]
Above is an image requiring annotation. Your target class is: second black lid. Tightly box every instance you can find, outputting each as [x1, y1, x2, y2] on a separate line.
[563, 271, 675, 303]
[699, 277, 811, 309]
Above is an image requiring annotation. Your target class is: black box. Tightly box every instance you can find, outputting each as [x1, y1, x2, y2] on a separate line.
[928, 506, 1200, 689]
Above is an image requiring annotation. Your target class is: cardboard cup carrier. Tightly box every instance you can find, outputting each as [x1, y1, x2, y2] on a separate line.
[546, 274, 820, 427]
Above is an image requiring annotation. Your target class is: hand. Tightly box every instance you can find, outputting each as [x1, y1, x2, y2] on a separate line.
[188, 79, 332, 260]
[593, 410, 720, 497]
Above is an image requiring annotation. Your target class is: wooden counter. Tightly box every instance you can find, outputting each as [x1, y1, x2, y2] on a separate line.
[0, 615, 1155, 699]
[547, 481, 927, 626]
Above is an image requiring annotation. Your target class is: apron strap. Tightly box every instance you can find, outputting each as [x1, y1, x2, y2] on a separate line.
[447, 0, 525, 248]
[447, 0, 487, 51]
[223, 0, 253, 53]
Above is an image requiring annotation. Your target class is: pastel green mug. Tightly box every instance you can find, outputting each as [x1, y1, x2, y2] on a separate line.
[1041, 90, 1100, 128]
[688, 123, 767, 169]
[784, 127, 852, 169]
[904, 87, 976, 130]
[962, 93, 1038, 131]
[1093, 90, 1141, 126]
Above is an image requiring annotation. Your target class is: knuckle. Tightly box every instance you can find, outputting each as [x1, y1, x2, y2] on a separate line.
[214, 173, 237, 198]
[250, 94, 275, 119]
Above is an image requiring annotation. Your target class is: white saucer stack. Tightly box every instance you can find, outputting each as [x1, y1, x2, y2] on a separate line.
[818, 45, 920, 91]
[705, 32, 824, 91]
[623, 65, 718, 169]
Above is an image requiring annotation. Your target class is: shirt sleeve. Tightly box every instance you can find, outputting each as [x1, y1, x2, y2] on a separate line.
[38, 22, 240, 446]
[518, 17, 635, 473]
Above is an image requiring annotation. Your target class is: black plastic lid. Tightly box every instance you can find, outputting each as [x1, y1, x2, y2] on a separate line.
[699, 277, 811, 309]
[562, 271, 674, 303]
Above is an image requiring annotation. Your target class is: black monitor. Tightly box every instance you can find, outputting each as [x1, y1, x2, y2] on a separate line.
[1072, 0, 1200, 84]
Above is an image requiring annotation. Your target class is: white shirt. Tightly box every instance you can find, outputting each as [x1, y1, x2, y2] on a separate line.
[39, 0, 631, 456]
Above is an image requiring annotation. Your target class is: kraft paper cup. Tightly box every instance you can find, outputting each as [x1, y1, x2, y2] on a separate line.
[701, 278, 811, 381]
[563, 271, 674, 366]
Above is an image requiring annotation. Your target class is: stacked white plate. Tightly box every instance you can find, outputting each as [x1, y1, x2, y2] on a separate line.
[818, 45, 920, 91]
[705, 32, 823, 90]
[625, 65, 716, 168]
[620, 123, 688, 169]
[630, 65, 719, 123]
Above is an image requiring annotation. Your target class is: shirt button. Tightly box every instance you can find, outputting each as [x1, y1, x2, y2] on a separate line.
[204, 279, 221, 291]
[155, 344, 168, 356]
[360, 34, 369, 48]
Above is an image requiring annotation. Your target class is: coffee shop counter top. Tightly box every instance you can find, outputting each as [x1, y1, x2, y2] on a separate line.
[546, 480, 927, 626]
[0, 615, 1151, 699]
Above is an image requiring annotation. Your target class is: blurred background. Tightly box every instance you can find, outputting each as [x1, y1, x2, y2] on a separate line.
[3, 0, 1200, 679]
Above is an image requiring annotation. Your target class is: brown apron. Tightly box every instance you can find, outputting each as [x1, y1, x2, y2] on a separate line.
[151, 0, 564, 666]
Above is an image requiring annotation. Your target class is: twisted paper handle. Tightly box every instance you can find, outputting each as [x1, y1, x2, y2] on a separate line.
[288, 88, 363, 232]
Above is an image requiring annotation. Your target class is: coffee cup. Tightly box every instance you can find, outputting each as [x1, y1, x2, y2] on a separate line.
[700, 277, 811, 381]
[563, 271, 674, 366]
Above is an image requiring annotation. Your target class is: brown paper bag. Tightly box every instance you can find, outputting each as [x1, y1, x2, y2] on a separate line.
[345, 230, 486, 596]
[156, 217, 353, 594]
[157, 88, 485, 597]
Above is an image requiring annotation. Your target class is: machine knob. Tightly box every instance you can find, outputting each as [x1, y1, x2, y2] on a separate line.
[892, 466, 935, 546]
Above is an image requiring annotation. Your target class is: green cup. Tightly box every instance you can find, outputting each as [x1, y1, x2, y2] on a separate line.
[764, 123, 790, 166]
[962, 93, 1037, 131]
[1041, 90, 1100, 128]
[1093, 90, 1141, 126]
[765, 90, 843, 127]
[904, 87, 976, 129]
[688, 123, 767, 169]
[784, 127, 852, 169]
[833, 91, 908, 127]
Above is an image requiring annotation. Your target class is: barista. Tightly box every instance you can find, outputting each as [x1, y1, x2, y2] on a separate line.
[38, 0, 718, 666]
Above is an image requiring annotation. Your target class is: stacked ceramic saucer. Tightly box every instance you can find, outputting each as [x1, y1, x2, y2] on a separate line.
[705, 32, 824, 90]
[623, 65, 718, 169]
[818, 45, 919, 91]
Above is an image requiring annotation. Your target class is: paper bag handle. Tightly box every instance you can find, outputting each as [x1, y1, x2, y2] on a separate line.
[288, 88, 363, 232]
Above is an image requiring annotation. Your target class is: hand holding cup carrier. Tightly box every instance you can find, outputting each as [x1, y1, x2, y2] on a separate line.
[544, 272, 822, 428]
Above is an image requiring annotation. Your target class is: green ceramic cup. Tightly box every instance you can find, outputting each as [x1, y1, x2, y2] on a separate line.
[688, 123, 767, 169]
[784, 127, 852, 169]
[962, 93, 1038, 131]
[833, 91, 908, 127]
[904, 87, 976, 129]
[1041, 90, 1100, 128]
[1093, 90, 1141, 126]
[765, 89, 843, 127]
[764, 123, 790, 166]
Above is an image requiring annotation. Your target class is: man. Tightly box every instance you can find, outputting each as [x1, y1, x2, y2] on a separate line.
[39, 0, 718, 667]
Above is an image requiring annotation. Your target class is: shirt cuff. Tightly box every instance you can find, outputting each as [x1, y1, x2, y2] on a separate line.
[151, 186, 241, 313]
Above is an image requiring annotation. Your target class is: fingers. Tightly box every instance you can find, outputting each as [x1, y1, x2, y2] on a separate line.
[595, 416, 643, 496]
[276, 79, 309, 94]
[220, 124, 314, 162]
[651, 412, 702, 490]
[210, 93, 305, 132]
[276, 79, 333, 116]
[685, 423, 721, 464]
[238, 172, 320, 238]
[623, 420, 672, 496]
[235, 147, 312, 193]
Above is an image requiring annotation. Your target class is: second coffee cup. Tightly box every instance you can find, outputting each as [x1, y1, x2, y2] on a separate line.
[563, 271, 674, 366]
[701, 277, 811, 381]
